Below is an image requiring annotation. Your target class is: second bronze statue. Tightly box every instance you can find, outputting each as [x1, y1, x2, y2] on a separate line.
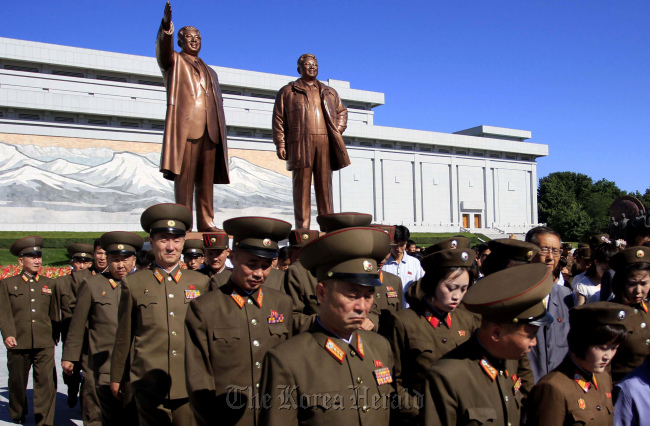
[273, 54, 350, 230]
[155, 1, 229, 232]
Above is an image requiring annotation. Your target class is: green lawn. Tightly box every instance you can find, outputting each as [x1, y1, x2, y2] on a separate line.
[0, 231, 493, 266]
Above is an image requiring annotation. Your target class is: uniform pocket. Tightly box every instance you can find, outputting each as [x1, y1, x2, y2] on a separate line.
[267, 323, 289, 338]
[569, 408, 596, 424]
[136, 296, 158, 322]
[464, 407, 497, 424]
[213, 327, 240, 344]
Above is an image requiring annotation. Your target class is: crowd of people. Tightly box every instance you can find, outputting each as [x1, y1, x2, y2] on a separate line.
[1, 202, 649, 426]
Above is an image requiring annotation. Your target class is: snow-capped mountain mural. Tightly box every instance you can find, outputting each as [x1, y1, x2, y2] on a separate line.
[0, 142, 313, 231]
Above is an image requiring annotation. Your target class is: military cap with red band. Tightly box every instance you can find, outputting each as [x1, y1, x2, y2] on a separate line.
[317, 212, 372, 233]
[141, 203, 193, 235]
[369, 224, 396, 243]
[299, 227, 390, 287]
[100, 232, 144, 256]
[422, 236, 470, 257]
[183, 239, 205, 257]
[288, 229, 320, 248]
[67, 243, 94, 260]
[463, 263, 554, 326]
[10, 236, 44, 257]
[203, 231, 229, 250]
[224, 216, 292, 259]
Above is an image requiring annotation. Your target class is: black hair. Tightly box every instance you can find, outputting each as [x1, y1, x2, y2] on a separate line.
[568, 324, 628, 360]
[585, 242, 619, 279]
[477, 243, 490, 256]
[278, 246, 290, 262]
[611, 262, 650, 300]
[481, 256, 529, 277]
[407, 239, 416, 248]
[525, 226, 561, 245]
[136, 250, 152, 269]
[394, 225, 410, 243]
[422, 265, 477, 298]
[93, 238, 102, 251]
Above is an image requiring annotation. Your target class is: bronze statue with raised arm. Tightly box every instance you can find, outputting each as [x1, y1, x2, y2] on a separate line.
[273, 54, 350, 229]
[156, 1, 229, 232]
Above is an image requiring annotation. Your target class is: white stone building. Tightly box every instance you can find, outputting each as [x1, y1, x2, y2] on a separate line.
[0, 37, 547, 233]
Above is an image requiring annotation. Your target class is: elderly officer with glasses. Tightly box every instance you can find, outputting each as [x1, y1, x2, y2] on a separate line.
[524, 226, 574, 383]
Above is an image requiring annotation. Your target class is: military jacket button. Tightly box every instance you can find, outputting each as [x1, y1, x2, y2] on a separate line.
[253, 340, 260, 347]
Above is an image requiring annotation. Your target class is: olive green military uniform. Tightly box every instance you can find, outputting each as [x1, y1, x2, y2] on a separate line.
[608, 246, 650, 382]
[259, 323, 394, 426]
[110, 203, 210, 426]
[111, 266, 210, 424]
[421, 264, 555, 426]
[208, 267, 232, 290]
[375, 271, 402, 333]
[64, 272, 137, 425]
[526, 302, 631, 426]
[185, 281, 293, 425]
[527, 357, 614, 426]
[383, 248, 478, 424]
[423, 336, 525, 426]
[610, 299, 650, 382]
[201, 230, 231, 280]
[63, 232, 142, 426]
[0, 238, 60, 426]
[186, 215, 293, 425]
[56, 267, 93, 414]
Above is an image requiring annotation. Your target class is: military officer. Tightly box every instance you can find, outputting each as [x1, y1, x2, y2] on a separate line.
[421, 264, 555, 426]
[481, 238, 540, 276]
[383, 248, 477, 424]
[62, 232, 142, 426]
[200, 230, 231, 283]
[90, 238, 108, 274]
[0, 237, 59, 426]
[284, 212, 377, 334]
[56, 243, 94, 409]
[526, 302, 630, 426]
[183, 238, 205, 271]
[608, 246, 650, 382]
[185, 216, 293, 425]
[209, 229, 287, 293]
[287, 229, 320, 264]
[110, 203, 211, 426]
[259, 227, 395, 425]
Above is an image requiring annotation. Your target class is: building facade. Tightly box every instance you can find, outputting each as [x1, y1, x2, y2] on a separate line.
[0, 37, 548, 232]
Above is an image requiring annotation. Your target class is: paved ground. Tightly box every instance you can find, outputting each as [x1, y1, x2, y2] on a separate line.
[0, 343, 83, 425]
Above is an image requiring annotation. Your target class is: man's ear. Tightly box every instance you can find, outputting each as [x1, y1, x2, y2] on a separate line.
[18, 257, 24, 268]
[315, 282, 326, 304]
[491, 323, 502, 343]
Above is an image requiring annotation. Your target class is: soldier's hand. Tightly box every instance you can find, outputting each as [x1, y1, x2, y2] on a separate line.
[163, 1, 172, 30]
[4, 336, 16, 349]
[360, 318, 375, 331]
[110, 382, 124, 400]
[276, 146, 286, 160]
[61, 361, 75, 376]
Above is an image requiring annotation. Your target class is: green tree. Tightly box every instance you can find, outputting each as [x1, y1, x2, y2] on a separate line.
[537, 172, 624, 242]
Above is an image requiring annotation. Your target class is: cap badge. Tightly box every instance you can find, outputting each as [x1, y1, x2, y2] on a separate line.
[327, 272, 333, 277]
[81, 253, 87, 257]
[526, 250, 533, 261]
[117, 244, 124, 250]
[34, 247, 38, 251]
[302, 234, 309, 240]
[451, 240, 458, 248]
[617, 310, 626, 321]
[168, 220, 176, 227]
[263, 238, 271, 247]
[210, 237, 216, 243]
[363, 260, 373, 272]
[637, 250, 644, 258]
[461, 252, 469, 262]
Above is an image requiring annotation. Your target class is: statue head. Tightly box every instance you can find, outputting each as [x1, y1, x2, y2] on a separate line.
[297, 53, 318, 81]
[178, 26, 201, 56]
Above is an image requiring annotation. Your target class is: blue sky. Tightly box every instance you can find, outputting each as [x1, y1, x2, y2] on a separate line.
[3, 0, 649, 193]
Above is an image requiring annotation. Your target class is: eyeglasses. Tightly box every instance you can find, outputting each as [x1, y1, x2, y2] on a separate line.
[538, 247, 561, 257]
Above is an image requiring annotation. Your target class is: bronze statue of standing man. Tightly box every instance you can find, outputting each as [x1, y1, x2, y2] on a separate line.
[273, 54, 350, 229]
[156, 1, 229, 232]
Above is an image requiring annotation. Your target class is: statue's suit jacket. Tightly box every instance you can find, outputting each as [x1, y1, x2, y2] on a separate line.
[155, 20, 229, 184]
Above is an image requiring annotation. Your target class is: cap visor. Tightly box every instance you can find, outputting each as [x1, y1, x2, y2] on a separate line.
[240, 248, 279, 259]
[340, 276, 383, 287]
